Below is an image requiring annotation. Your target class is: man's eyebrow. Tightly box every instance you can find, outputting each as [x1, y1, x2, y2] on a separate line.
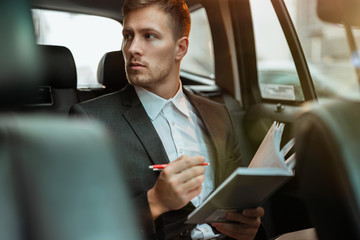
[139, 27, 159, 33]
[122, 27, 160, 34]
[122, 27, 133, 33]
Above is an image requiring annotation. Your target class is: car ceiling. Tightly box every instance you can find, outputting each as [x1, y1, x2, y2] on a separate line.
[31, 0, 126, 21]
[30, 0, 197, 22]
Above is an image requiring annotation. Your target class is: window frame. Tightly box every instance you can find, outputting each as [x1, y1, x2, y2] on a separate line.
[270, 0, 317, 102]
[229, 0, 318, 107]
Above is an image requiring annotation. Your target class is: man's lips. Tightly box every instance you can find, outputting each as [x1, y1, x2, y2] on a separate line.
[128, 62, 146, 70]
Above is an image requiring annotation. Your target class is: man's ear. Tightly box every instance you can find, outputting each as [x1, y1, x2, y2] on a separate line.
[175, 37, 189, 61]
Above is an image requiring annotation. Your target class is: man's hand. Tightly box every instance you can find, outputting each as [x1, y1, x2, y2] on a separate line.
[211, 207, 264, 240]
[147, 155, 206, 219]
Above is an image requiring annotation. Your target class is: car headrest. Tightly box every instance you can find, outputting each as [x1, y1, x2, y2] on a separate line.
[39, 45, 77, 89]
[317, 0, 360, 27]
[97, 50, 128, 91]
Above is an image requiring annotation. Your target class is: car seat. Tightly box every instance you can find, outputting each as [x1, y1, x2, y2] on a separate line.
[0, 0, 142, 239]
[78, 50, 128, 102]
[97, 50, 128, 93]
[0, 116, 142, 240]
[23, 45, 79, 114]
[295, 99, 360, 239]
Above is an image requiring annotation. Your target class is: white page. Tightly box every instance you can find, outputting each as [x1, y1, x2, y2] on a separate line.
[248, 122, 291, 170]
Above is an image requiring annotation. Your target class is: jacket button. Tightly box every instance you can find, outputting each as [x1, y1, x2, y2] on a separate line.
[179, 228, 189, 237]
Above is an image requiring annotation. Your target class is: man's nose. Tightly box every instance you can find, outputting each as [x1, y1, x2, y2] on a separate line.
[128, 36, 143, 56]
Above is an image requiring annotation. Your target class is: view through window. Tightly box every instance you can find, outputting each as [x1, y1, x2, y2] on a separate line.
[251, 0, 360, 101]
[32, 9, 123, 88]
[250, 0, 304, 102]
[285, 0, 360, 100]
[181, 7, 215, 82]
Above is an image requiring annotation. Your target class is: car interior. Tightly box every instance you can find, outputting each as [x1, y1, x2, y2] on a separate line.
[0, 0, 359, 239]
[294, 0, 360, 239]
[0, 1, 141, 240]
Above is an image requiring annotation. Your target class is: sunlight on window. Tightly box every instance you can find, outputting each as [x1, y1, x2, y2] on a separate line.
[181, 8, 215, 80]
[251, 0, 360, 101]
[285, 0, 360, 100]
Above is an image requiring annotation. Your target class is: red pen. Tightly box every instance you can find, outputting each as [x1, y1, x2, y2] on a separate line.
[149, 162, 210, 171]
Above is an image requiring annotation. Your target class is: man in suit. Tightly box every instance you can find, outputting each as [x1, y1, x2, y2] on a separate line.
[70, 0, 265, 239]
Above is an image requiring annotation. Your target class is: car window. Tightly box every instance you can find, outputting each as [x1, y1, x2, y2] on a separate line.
[181, 7, 215, 82]
[250, 0, 303, 102]
[32, 9, 123, 88]
[284, 0, 360, 101]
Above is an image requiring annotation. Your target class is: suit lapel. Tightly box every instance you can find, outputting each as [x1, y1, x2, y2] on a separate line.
[184, 90, 224, 187]
[119, 86, 225, 184]
[121, 85, 170, 166]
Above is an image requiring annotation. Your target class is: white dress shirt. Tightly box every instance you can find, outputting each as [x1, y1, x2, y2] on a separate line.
[135, 83, 222, 239]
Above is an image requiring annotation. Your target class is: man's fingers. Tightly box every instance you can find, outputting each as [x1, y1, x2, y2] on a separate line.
[162, 165, 205, 189]
[242, 207, 264, 218]
[212, 222, 258, 240]
[178, 165, 206, 181]
[182, 173, 205, 189]
[185, 185, 203, 200]
[225, 213, 255, 225]
[211, 208, 264, 239]
[150, 155, 207, 214]
[167, 155, 205, 173]
[225, 208, 263, 225]
[170, 173, 204, 198]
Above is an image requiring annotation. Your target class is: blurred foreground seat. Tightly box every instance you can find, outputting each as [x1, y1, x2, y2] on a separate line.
[295, 100, 360, 239]
[0, 0, 42, 110]
[0, 2, 141, 237]
[0, 116, 142, 240]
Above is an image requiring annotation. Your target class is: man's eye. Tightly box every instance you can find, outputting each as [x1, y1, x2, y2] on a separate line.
[145, 34, 155, 39]
[123, 34, 132, 40]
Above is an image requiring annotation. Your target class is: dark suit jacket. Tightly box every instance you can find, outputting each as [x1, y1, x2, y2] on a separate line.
[70, 84, 251, 240]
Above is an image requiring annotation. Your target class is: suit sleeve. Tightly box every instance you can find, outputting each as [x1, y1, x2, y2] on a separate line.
[134, 192, 160, 239]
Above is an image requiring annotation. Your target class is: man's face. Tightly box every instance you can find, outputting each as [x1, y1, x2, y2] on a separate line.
[122, 5, 178, 90]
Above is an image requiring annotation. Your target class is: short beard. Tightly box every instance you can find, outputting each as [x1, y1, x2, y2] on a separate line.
[126, 65, 171, 88]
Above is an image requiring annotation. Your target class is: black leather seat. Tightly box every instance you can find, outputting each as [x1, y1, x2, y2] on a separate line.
[77, 50, 128, 102]
[295, 100, 360, 239]
[97, 50, 128, 93]
[39, 45, 78, 114]
[23, 45, 79, 114]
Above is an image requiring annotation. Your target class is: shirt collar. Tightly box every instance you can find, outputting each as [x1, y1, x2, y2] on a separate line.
[135, 82, 191, 120]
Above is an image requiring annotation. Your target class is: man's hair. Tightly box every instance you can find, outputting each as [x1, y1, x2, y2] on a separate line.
[122, 0, 191, 40]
